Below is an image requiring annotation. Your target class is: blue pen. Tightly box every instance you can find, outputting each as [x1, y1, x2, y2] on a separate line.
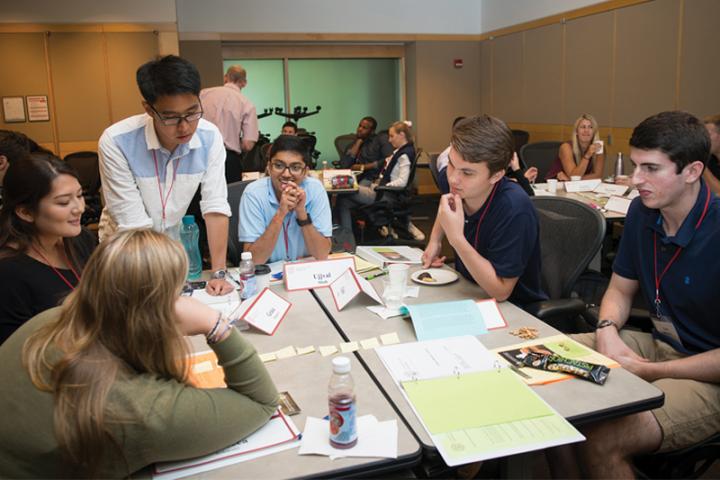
[272, 272, 284, 280]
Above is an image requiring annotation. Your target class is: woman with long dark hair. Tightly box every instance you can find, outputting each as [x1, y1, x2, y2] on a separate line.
[0, 152, 96, 344]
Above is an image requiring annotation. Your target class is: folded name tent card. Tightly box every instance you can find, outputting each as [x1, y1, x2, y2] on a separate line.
[593, 182, 629, 197]
[564, 178, 602, 192]
[240, 288, 291, 335]
[284, 257, 356, 291]
[604, 195, 633, 215]
[329, 267, 383, 310]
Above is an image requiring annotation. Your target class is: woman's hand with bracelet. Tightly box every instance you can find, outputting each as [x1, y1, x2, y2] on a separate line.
[174, 296, 221, 337]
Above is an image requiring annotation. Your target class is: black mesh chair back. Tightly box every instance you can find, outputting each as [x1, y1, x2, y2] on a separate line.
[531, 196, 605, 300]
[334, 133, 355, 160]
[520, 141, 563, 180]
[428, 152, 441, 191]
[64, 151, 101, 195]
[226, 180, 254, 266]
[511, 129, 530, 153]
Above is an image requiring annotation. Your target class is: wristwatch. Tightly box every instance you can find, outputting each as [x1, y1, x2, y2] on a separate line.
[596, 319, 618, 330]
[210, 269, 227, 280]
[296, 213, 313, 227]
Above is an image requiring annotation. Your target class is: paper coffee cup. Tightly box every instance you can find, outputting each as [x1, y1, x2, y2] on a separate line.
[547, 179, 558, 193]
[570, 175, 582, 182]
[595, 140, 604, 154]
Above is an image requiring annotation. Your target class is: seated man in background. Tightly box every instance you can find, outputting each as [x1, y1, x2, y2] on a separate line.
[281, 121, 298, 135]
[422, 115, 547, 308]
[703, 114, 720, 195]
[98, 55, 232, 295]
[553, 111, 720, 478]
[239, 135, 332, 264]
[339, 116, 393, 184]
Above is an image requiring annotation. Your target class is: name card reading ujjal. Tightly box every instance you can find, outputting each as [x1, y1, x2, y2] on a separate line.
[329, 268, 383, 311]
[240, 288, 292, 335]
[284, 257, 356, 291]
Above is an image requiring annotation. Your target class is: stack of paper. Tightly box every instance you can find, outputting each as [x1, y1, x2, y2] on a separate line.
[299, 415, 398, 460]
[153, 411, 300, 479]
[355, 246, 423, 267]
[376, 336, 584, 466]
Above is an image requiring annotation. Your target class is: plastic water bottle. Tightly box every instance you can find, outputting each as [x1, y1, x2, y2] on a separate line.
[328, 356, 358, 449]
[615, 152, 624, 178]
[239, 251, 256, 299]
[179, 215, 202, 280]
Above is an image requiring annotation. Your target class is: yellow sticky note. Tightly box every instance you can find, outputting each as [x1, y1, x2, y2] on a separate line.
[275, 346, 297, 359]
[259, 353, 277, 363]
[192, 360, 213, 374]
[380, 332, 400, 345]
[360, 337, 380, 350]
[319, 345, 338, 357]
[296, 345, 316, 356]
[340, 341, 359, 353]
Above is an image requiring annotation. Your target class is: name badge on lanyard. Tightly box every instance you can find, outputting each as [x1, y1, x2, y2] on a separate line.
[651, 313, 682, 344]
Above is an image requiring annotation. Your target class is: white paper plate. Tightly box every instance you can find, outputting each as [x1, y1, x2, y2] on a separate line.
[411, 268, 459, 286]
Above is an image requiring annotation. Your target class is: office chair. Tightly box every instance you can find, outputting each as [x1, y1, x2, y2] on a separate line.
[428, 152, 441, 191]
[511, 129, 530, 153]
[64, 151, 102, 226]
[333, 133, 356, 168]
[634, 432, 720, 479]
[226, 180, 254, 266]
[525, 196, 606, 331]
[519, 141, 563, 181]
[352, 148, 424, 247]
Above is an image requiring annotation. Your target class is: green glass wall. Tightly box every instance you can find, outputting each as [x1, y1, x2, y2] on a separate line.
[224, 58, 401, 163]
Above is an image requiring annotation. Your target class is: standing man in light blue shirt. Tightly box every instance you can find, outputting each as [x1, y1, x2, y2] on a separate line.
[239, 135, 332, 264]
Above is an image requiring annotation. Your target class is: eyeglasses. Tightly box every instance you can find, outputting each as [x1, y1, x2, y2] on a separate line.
[270, 160, 306, 175]
[149, 104, 203, 126]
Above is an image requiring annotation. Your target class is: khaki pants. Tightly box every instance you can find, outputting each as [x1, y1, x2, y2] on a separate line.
[573, 330, 720, 452]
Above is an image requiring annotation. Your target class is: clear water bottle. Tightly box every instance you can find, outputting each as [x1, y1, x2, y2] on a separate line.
[328, 356, 357, 449]
[615, 152, 624, 178]
[179, 215, 202, 280]
[239, 251, 256, 299]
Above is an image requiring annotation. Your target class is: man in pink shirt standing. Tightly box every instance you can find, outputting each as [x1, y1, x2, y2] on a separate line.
[200, 65, 259, 183]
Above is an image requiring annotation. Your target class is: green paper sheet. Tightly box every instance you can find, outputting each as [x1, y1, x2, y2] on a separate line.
[401, 368, 553, 435]
[545, 339, 591, 359]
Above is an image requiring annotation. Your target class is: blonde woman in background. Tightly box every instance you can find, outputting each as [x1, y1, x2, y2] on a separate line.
[0, 229, 278, 478]
[546, 113, 605, 180]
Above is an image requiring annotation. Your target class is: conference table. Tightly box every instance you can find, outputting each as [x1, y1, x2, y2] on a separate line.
[311, 265, 664, 453]
[179, 287, 421, 479]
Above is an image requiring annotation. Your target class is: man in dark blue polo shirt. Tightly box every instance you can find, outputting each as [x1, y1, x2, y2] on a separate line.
[565, 111, 720, 478]
[421, 115, 546, 308]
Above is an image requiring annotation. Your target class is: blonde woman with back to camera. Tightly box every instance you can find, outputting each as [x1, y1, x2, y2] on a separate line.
[0, 229, 278, 478]
[546, 113, 605, 181]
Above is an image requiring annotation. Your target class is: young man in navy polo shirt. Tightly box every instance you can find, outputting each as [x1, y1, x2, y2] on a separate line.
[422, 115, 546, 308]
[560, 111, 720, 477]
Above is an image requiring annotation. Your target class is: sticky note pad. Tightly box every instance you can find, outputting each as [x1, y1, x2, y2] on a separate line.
[340, 341, 359, 353]
[360, 337, 380, 350]
[319, 345, 338, 357]
[296, 345, 316, 356]
[192, 360, 213, 374]
[380, 332, 400, 345]
[275, 346, 297, 359]
[259, 353, 277, 363]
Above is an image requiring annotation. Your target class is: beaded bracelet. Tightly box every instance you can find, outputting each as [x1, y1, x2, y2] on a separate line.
[209, 318, 237, 345]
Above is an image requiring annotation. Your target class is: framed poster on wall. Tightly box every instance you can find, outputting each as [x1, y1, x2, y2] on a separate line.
[26, 95, 50, 122]
[2, 97, 26, 123]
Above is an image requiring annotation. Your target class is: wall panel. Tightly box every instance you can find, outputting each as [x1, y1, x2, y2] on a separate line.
[106, 32, 158, 123]
[491, 33, 524, 123]
[564, 11, 613, 125]
[48, 32, 110, 142]
[679, 0, 720, 119]
[522, 23, 563, 124]
[613, 0, 678, 127]
[479, 40, 492, 114]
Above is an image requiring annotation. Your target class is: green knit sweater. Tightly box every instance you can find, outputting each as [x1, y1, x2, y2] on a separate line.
[0, 307, 279, 478]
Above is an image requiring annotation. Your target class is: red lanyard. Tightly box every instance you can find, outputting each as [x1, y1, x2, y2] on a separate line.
[282, 217, 292, 260]
[653, 185, 711, 314]
[152, 150, 180, 227]
[472, 183, 499, 249]
[31, 245, 81, 290]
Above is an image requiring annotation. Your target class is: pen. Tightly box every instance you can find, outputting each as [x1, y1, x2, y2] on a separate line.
[272, 272, 284, 280]
[364, 271, 387, 281]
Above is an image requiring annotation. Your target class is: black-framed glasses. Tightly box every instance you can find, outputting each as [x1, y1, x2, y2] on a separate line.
[149, 103, 203, 126]
[270, 160, 306, 175]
